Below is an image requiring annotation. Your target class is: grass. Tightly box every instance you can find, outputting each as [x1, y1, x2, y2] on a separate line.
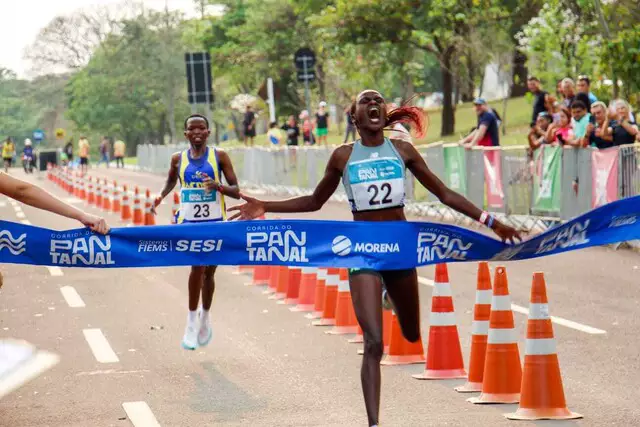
[218, 96, 532, 149]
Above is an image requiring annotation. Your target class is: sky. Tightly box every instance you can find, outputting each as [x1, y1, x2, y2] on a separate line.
[0, 0, 223, 78]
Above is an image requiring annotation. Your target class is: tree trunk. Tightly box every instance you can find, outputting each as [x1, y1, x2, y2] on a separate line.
[441, 48, 455, 136]
[317, 63, 326, 102]
[462, 55, 475, 102]
[404, 70, 415, 104]
[510, 50, 528, 97]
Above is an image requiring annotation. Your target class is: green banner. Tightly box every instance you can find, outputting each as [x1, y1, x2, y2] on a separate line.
[533, 145, 562, 212]
[443, 145, 467, 196]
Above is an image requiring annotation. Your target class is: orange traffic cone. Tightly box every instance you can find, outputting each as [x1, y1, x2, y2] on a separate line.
[381, 311, 426, 365]
[468, 266, 522, 404]
[79, 175, 86, 201]
[95, 179, 103, 207]
[291, 267, 317, 312]
[264, 266, 279, 295]
[87, 178, 95, 205]
[312, 267, 340, 326]
[348, 324, 364, 343]
[281, 267, 302, 305]
[102, 180, 111, 211]
[413, 263, 466, 380]
[305, 268, 327, 319]
[248, 265, 270, 286]
[74, 173, 80, 198]
[269, 266, 289, 300]
[112, 181, 121, 214]
[132, 187, 144, 225]
[144, 189, 155, 225]
[456, 262, 493, 393]
[357, 308, 392, 356]
[326, 269, 358, 335]
[121, 185, 132, 222]
[170, 191, 180, 224]
[505, 273, 582, 420]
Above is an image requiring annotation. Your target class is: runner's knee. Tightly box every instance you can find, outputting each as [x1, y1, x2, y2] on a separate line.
[363, 336, 384, 360]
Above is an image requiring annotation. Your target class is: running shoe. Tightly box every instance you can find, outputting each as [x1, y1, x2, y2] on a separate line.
[197, 310, 213, 347]
[181, 315, 199, 350]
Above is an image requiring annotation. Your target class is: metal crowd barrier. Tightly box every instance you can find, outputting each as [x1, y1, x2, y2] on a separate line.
[135, 142, 640, 235]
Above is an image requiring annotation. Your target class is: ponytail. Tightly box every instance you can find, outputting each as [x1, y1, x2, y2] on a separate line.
[386, 106, 427, 138]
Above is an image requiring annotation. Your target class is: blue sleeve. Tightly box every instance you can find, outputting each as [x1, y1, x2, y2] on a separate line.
[479, 112, 494, 128]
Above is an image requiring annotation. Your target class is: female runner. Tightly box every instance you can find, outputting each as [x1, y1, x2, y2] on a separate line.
[152, 114, 240, 351]
[229, 90, 521, 426]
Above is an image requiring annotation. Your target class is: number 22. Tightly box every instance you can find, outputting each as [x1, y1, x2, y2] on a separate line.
[368, 183, 392, 205]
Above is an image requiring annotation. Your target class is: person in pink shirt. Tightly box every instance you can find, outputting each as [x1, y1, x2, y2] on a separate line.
[546, 107, 578, 146]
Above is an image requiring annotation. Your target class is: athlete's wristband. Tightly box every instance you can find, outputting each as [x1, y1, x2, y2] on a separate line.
[479, 211, 489, 225]
[486, 215, 495, 229]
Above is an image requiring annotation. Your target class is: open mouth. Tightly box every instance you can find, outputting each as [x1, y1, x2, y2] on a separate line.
[367, 106, 381, 123]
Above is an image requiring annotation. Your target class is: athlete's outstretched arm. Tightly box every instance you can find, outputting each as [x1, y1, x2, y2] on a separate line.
[152, 153, 180, 213]
[0, 172, 108, 233]
[228, 149, 343, 220]
[203, 150, 240, 199]
[398, 141, 521, 243]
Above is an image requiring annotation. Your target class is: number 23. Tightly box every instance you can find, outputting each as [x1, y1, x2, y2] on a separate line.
[368, 183, 392, 205]
[193, 204, 210, 218]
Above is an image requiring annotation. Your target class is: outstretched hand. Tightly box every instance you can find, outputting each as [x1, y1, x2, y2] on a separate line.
[227, 192, 265, 221]
[79, 213, 109, 234]
[491, 220, 522, 245]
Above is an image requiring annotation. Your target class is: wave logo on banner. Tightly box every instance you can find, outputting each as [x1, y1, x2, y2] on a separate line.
[0, 230, 26, 255]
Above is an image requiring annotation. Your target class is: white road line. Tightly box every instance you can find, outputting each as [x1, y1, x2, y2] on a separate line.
[418, 276, 606, 335]
[122, 401, 161, 427]
[15, 211, 25, 219]
[47, 267, 64, 277]
[20, 219, 31, 225]
[82, 329, 119, 363]
[60, 286, 86, 308]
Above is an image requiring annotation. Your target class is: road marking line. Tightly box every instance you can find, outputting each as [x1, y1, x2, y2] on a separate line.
[418, 276, 606, 335]
[21, 219, 31, 225]
[82, 328, 119, 363]
[60, 286, 85, 308]
[122, 401, 161, 427]
[16, 211, 25, 219]
[47, 267, 64, 277]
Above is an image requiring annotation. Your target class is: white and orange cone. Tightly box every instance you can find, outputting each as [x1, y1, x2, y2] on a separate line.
[505, 273, 582, 420]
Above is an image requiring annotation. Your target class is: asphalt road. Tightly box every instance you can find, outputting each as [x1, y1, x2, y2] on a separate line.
[1, 165, 639, 426]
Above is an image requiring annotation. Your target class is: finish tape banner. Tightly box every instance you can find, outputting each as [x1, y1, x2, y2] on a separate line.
[1, 196, 640, 270]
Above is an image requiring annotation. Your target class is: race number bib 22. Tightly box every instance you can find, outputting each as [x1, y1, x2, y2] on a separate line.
[180, 188, 222, 221]
[347, 157, 405, 211]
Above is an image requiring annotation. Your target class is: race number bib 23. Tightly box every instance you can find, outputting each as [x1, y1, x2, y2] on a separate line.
[347, 157, 405, 211]
[180, 188, 222, 221]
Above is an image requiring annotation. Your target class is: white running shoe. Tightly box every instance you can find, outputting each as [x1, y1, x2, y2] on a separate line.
[198, 310, 213, 347]
[181, 315, 199, 351]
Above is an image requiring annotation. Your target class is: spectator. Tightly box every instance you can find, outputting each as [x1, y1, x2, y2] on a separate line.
[555, 79, 564, 99]
[610, 99, 638, 146]
[343, 96, 357, 143]
[527, 76, 551, 127]
[461, 98, 500, 147]
[113, 139, 126, 168]
[281, 115, 300, 147]
[546, 107, 577, 146]
[528, 112, 553, 155]
[243, 105, 256, 146]
[588, 102, 614, 149]
[314, 101, 329, 146]
[561, 78, 576, 108]
[78, 136, 90, 174]
[576, 75, 598, 105]
[267, 122, 283, 145]
[570, 100, 592, 146]
[98, 137, 111, 168]
[2, 137, 15, 173]
[64, 140, 74, 166]
[300, 110, 314, 145]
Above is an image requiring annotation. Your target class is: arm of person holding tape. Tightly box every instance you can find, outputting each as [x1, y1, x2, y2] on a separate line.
[0, 172, 108, 234]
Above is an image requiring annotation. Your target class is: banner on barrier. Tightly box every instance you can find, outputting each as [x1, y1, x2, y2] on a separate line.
[483, 150, 504, 209]
[1, 195, 640, 270]
[591, 148, 619, 208]
[533, 145, 562, 212]
[444, 145, 467, 196]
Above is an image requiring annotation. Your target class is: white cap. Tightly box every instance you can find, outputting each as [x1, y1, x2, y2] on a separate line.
[24, 138, 32, 146]
[319, 101, 327, 108]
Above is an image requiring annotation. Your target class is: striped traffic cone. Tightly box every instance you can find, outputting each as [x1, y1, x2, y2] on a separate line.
[456, 262, 493, 393]
[326, 269, 358, 335]
[112, 181, 121, 214]
[247, 265, 271, 286]
[87, 178, 95, 205]
[381, 311, 426, 365]
[79, 175, 86, 201]
[132, 187, 144, 225]
[144, 189, 155, 225]
[505, 273, 582, 420]
[270, 266, 290, 300]
[121, 185, 132, 222]
[305, 268, 327, 319]
[281, 267, 302, 305]
[290, 267, 317, 312]
[95, 179, 103, 207]
[312, 267, 340, 326]
[468, 266, 522, 404]
[263, 266, 279, 295]
[170, 191, 180, 224]
[102, 180, 111, 211]
[413, 264, 467, 380]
